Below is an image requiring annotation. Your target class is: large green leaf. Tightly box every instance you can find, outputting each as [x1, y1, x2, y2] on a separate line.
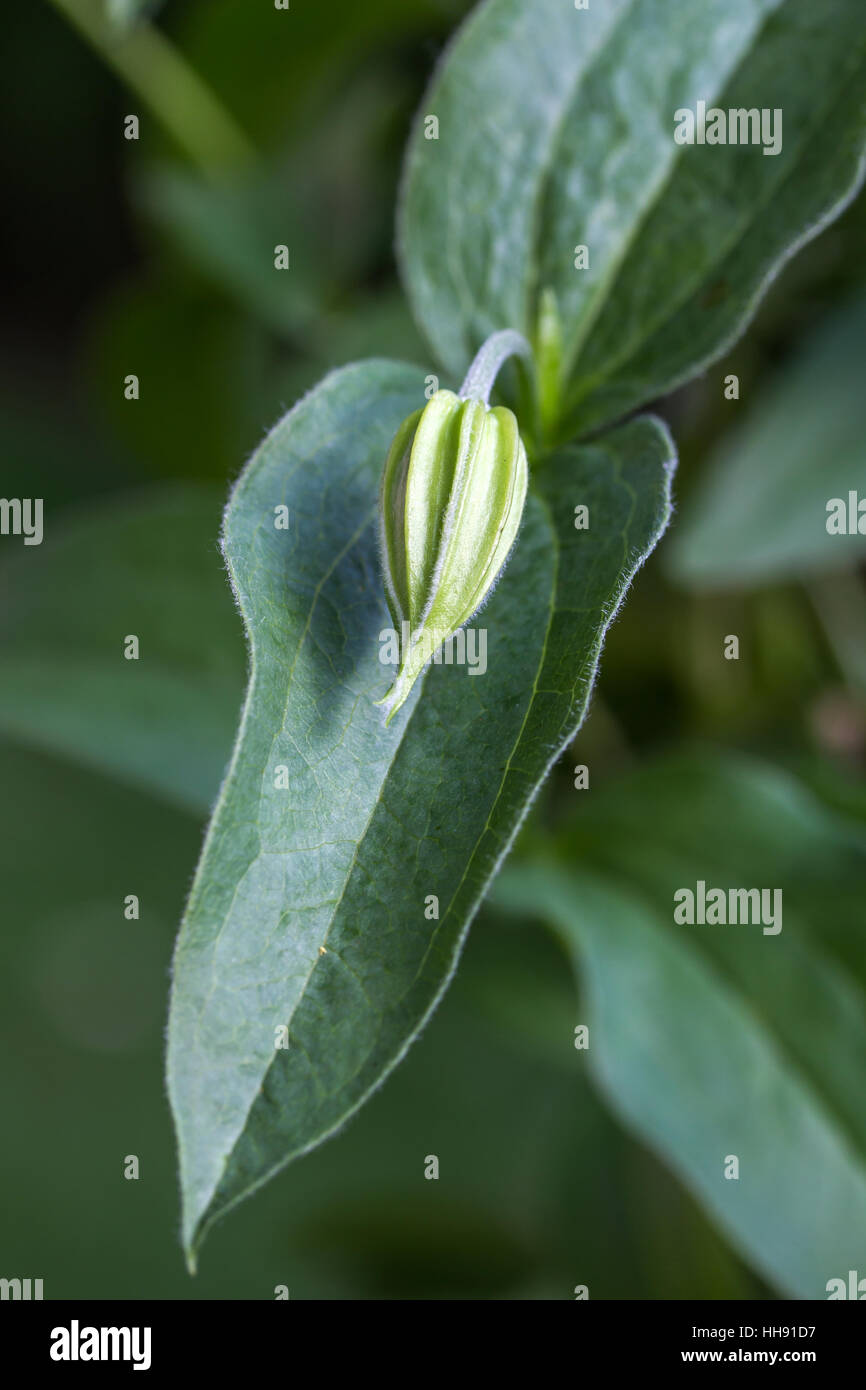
[669, 293, 866, 588]
[399, 0, 866, 435]
[0, 487, 244, 813]
[495, 753, 866, 1297]
[167, 359, 674, 1261]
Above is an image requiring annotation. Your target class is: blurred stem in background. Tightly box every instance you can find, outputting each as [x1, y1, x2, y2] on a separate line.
[48, 0, 254, 177]
[807, 570, 866, 696]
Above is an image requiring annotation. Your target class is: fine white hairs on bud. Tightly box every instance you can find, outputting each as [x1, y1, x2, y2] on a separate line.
[377, 332, 531, 723]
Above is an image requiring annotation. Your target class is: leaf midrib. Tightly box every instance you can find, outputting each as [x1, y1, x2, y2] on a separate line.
[521, 0, 643, 365]
[558, 0, 792, 388]
[567, 32, 866, 411]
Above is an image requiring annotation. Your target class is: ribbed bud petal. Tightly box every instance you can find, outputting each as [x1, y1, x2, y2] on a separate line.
[377, 388, 528, 722]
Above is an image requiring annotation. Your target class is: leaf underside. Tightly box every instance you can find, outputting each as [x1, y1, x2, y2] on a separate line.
[167, 359, 674, 1259]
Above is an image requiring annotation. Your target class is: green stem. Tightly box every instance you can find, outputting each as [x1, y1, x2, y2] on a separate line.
[459, 330, 533, 406]
[49, 0, 255, 177]
[807, 571, 866, 694]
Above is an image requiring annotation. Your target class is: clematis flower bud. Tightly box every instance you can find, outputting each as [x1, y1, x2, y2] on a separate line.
[377, 345, 529, 723]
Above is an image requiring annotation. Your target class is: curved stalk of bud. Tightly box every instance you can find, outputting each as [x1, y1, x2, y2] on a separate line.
[458, 328, 533, 404]
[376, 332, 531, 724]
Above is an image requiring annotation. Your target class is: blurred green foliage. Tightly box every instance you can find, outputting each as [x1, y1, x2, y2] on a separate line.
[496, 752, 866, 1299]
[1, 0, 863, 1297]
[669, 292, 866, 589]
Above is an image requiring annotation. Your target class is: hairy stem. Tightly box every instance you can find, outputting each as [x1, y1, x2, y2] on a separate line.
[459, 330, 533, 406]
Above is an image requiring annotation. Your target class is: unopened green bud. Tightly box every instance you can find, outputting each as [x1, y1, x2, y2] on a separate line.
[377, 334, 531, 723]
